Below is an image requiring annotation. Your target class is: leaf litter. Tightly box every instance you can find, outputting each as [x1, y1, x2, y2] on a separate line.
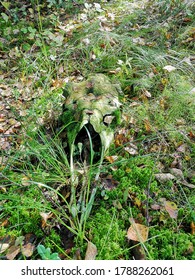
[0, 0, 195, 260]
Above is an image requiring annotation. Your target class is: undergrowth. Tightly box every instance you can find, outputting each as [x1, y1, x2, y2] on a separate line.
[0, 0, 195, 260]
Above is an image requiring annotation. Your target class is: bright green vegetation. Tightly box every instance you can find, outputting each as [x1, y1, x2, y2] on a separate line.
[0, 0, 195, 260]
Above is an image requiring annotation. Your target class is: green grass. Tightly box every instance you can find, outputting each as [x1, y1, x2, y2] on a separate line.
[0, 0, 195, 259]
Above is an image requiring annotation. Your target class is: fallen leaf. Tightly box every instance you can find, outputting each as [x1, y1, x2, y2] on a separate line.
[127, 219, 149, 243]
[40, 212, 53, 228]
[163, 65, 176, 72]
[108, 67, 121, 74]
[144, 119, 152, 133]
[134, 197, 141, 208]
[151, 204, 161, 210]
[15, 236, 25, 246]
[0, 219, 9, 227]
[74, 249, 82, 260]
[0, 243, 10, 253]
[105, 155, 118, 163]
[191, 222, 195, 235]
[6, 245, 20, 260]
[155, 173, 175, 183]
[24, 233, 36, 244]
[176, 118, 186, 126]
[101, 176, 119, 190]
[180, 180, 195, 189]
[124, 143, 138, 155]
[130, 101, 140, 107]
[170, 153, 182, 168]
[177, 143, 188, 153]
[85, 242, 97, 260]
[21, 176, 31, 186]
[132, 37, 146, 45]
[188, 130, 195, 139]
[131, 242, 146, 260]
[21, 243, 35, 257]
[164, 201, 178, 219]
[143, 89, 152, 98]
[169, 168, 184, 180]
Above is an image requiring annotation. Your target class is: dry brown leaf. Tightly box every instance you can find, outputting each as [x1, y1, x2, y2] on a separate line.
[164, 201, 178, 219]
[101, 176, 119, 190]
[130, 101, 140, 107]
[177, 143, 188, 154]
[191, 222, 195, 235]
[155, 173, 175, 183]
[181, 180, 195, 189]
[0, 219, 9, 227]
[15, 236, 25, 246]
[40, 212, 53, 228]
[0, 243, 10, 254]
[144, 119, 152, 133]
[131, 242, 146, 260]
[188, 130, 195, 139]
[6, 245, 20, 260]
[159, 98, 166, 110]
[105, 155, 118, 163]
[114, 131, 129, 147]
[124, 143, 138, 155]
[134, 197, 142, 208]
[21, 176, 31, 186]
[143, 89, 152, 98]
[169, 168, 184, 180]
[21, 243, 35, 257]
[85, 242, 97, 260]
[24, 233, 36, 244]
[127, 220, 149, 243]
[151, 204, 161, 210]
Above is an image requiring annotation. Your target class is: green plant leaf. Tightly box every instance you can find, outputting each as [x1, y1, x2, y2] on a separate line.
[37, 245, 60, 260]
[1, 1, 11, 10]
[50, 253, 61, 260]
[1, 12, 9, 22]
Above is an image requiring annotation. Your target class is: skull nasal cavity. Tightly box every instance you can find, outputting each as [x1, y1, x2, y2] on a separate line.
[85, 110, 94, 115]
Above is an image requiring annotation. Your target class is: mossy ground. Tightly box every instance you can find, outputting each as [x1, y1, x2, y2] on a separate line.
[0, 0, 195, 259]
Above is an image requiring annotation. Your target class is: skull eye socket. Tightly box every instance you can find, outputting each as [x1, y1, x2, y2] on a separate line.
[103, 114, 115, 126]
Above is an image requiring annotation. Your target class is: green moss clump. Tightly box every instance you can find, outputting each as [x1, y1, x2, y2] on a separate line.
[86, 207, 129, 260]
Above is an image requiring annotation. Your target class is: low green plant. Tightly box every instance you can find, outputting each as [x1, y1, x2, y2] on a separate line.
[147, 228, 195, 260]
[0, 92, 102, 256]
[1, 0, 195, 260]
[86, 207, 129, 260]
[37, 244, 61, 260]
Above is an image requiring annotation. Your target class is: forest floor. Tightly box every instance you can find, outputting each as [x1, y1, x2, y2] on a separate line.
[0, 0, 195, 260]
